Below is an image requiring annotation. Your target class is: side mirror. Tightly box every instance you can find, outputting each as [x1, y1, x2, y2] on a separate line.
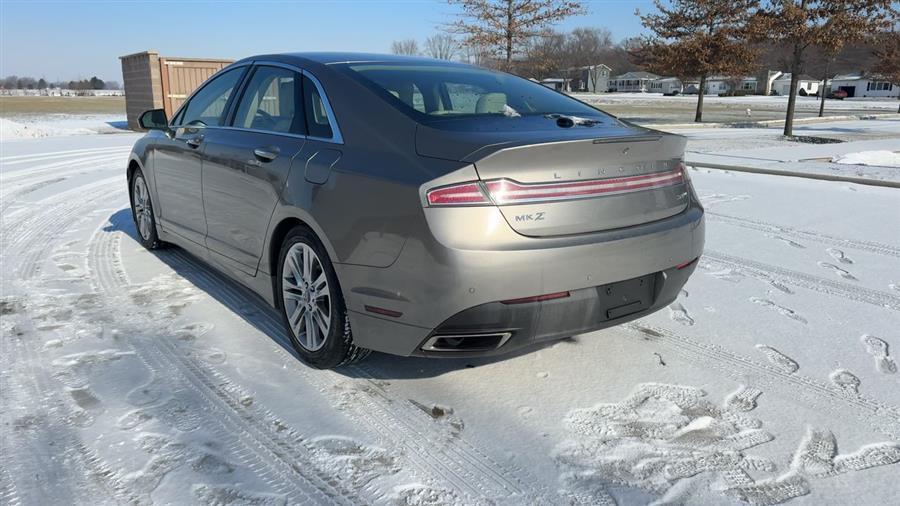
[139, 108, 168, 130]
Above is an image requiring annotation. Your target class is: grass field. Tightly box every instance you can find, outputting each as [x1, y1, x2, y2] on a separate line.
[0, 96, 125, 116]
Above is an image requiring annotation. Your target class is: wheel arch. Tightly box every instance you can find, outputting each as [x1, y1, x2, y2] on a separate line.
[264, 209, 340, 304]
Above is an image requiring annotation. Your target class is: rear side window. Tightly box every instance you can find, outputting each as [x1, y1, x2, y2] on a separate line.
[232, 66, 302, 134]
[179, 67, 244, 127]
[302, 75, 334, 139]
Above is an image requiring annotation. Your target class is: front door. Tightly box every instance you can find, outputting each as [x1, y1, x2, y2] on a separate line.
[153, 66, 246, 245]
[202, 65, 306, 274]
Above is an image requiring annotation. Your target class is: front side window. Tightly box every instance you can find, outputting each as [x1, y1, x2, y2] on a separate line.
[302, 75, 334, 139]
[233, 66, 301, 134]
[339, 63, 604, 122]
[179, 67, 244, 127]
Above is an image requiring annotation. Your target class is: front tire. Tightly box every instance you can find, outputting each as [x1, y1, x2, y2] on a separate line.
[276, 227, 369, 369]
[130, 169, 163, 249]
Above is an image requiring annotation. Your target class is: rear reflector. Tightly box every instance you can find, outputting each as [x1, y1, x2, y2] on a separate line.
[364, 305, 403, 317]
[426, 182, 489, 206]
[500, 291, 570, 305]
[484, 167, 685, 205]
[676, 257, 698, 270]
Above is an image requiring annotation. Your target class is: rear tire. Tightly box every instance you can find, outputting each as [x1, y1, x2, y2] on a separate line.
[276, 226, 369, 369]
[130, 169, 163, 250]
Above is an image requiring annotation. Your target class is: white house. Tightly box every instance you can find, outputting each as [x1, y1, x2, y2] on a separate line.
[611, 72, 660, 92]
[705, 76, 758, 94]
[830, 73, 898, 98]
[567, 64, 611, 93]
[539, 78, 569, 92]
[649, 77, 683, 95]
[772, 74, 823, 96]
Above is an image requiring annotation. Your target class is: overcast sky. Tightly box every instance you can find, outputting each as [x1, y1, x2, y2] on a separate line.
[0, 0, 654, 82]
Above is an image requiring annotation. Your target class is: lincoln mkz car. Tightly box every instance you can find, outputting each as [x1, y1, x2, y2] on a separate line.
[128, 52, 704, 368]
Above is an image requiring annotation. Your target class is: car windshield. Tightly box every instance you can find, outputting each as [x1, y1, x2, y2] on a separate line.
[338, 62, 606, 121]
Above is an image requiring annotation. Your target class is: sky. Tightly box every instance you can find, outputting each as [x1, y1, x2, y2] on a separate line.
[0, 0, 655, 83]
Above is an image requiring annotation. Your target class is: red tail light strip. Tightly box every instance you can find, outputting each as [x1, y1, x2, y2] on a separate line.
[484, 167, 685, 205]
[426, 182, 489, 206]
[501, 291, 570, 305]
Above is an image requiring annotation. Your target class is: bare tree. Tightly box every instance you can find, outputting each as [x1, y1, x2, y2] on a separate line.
[635, 0, 760, 122]
[446, 0, 585, 70]
[870, 30, 900, 112]
[518, 31, 570, 78]
[425, 33, 460, 60]
[391, 39, 420, 56]
[751, 0, 896, 136]
[460, 41, 493, 66]
[566, 27, 614, 91]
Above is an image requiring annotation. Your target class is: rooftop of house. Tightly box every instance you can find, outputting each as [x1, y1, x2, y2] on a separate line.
[613, 71, 660, 80]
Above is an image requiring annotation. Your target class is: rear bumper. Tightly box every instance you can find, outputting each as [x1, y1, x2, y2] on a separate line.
[413, 260, 697, 357]
[337, 200, 704, 357]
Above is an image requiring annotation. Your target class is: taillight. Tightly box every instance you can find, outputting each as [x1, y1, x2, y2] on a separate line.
[484, 168, 685, 205]
[426, 182, 490, 206]
[425, 166, 686, 207]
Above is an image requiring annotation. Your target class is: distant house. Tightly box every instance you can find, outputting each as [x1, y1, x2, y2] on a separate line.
[757, 70, 783, 96]
[682, 81, 701, 94]
[705, 76, 757, 94]
[611, 71, 660, 92]
[649, 77, 683, 95]
[772, 73, 823, 96]
[830, 73, 898, 98]
[567, 64, 612, 93]
[539, 78, 569, 92]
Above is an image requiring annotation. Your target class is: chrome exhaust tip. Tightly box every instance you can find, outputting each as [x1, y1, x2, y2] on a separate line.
[420, 332, 513, 352]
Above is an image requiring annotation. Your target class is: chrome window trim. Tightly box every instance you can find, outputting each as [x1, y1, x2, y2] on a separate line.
[249, 60, 344, 144]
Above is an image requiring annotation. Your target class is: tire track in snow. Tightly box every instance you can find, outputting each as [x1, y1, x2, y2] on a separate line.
[706, 212, 900, 258]
[0, 145, 131, 165]
[628, 324, 900, 441]
[87, 214, 365, 505]
[704, 250, 900, 311]
[0, 463, 20, 506]
[2, 298, 142, 504]
[3, 178, 122, 281]
[0, 173, 144, 504]
[92, 212, 553, 503]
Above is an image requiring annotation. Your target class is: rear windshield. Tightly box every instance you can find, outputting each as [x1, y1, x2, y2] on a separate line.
[338, 62, 606, 122]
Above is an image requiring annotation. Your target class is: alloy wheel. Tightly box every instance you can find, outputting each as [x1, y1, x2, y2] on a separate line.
[281, 242, 332, 351]
[132, 175, 152, 241]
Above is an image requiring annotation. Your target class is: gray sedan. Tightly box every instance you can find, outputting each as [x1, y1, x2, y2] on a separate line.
[128, 52, 704, 368]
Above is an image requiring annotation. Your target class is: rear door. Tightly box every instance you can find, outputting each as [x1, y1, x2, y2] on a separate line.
[153, 66, 246, 245]
[202, 64, 306, 274]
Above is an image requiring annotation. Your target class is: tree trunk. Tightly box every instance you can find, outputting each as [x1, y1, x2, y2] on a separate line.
[818, 60, 829, 118]
[505, 0, 513, 70]
[695, 75, 707, 123]
[784, 47, 803, 137]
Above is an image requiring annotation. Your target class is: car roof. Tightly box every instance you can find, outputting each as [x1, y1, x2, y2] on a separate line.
[235, 52, 470, 67]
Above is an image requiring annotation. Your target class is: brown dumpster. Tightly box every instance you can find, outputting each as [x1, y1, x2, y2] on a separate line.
[120, 51, 233, 130]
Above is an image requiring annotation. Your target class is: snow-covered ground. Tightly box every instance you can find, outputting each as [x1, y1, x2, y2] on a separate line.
[678, 118, 900, 183]
[1, 115, 128, 139]
[578, 92, 900, 112]
[2, 118, 899, 505]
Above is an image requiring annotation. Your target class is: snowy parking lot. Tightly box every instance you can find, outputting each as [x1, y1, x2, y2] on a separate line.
[2, 116, 899, 505]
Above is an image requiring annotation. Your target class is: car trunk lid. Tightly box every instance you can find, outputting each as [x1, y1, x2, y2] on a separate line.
[472, 132, 688, 236]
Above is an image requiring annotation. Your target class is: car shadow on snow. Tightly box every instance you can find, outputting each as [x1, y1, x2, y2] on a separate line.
[108, 208, 554, 379]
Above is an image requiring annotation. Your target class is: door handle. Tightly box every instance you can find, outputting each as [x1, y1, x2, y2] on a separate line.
[253, 148, 279, 162]
[186, 136, 203, 148]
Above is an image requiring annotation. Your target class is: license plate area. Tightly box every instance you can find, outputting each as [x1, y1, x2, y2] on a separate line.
[598, 274, 657, 320]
